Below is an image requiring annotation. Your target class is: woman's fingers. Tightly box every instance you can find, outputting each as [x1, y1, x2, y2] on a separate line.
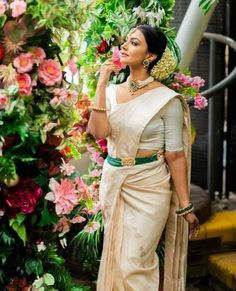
[183, 212, 200, 240]
[188, 217, 200, 240]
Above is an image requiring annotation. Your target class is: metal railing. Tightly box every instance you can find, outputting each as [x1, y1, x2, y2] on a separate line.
[187, 32, 236, 198]
[187, 32, 236, 103]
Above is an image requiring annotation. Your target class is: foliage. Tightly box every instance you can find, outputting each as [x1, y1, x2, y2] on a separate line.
[0, 0, 96, 289]
[199, 0, 219, 14]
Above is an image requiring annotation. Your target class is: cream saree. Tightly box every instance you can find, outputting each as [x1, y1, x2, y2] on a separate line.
[97, 87, 191, 291]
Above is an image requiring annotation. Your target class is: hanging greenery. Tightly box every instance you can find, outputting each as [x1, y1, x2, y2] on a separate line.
[199, 0, 219, 14]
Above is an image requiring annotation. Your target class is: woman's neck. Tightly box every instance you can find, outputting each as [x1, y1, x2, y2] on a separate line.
[129, 67, 150, 81]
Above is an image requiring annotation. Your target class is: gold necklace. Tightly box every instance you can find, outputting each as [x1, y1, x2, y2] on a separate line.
[127, 76, 154, 95]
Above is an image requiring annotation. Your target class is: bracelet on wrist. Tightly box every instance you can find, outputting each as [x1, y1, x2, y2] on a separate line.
[88, 106, 109, 112]
[176, 202, 194, 216]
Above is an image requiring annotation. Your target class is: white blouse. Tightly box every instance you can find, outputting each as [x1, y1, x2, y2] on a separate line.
[106, 84, 184, 152]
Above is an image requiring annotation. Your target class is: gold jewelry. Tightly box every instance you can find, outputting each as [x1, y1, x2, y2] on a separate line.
[88, 106, 109, 112]
[127, 76, 154, 95]
[150, 47, 176, 81]
[143, 59, 149, 68]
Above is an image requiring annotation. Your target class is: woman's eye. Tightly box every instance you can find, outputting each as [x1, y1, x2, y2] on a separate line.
[131, 41, 138, 46]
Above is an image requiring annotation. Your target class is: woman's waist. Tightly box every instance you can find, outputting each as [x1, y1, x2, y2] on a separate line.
[106, 150, 164, 167]
[136, 148, 164, 157]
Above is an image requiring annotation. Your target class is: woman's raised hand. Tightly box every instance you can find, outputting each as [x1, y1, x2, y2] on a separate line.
[98, 59, 121, 85]
[183, 212, 200, 240]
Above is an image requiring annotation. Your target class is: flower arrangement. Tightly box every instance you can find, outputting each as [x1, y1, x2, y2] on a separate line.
[169, 72, 208, 110]
[0, 0, 98, 289]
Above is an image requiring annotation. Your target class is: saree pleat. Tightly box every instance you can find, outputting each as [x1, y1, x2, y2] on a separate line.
[97, 87, 191, 291]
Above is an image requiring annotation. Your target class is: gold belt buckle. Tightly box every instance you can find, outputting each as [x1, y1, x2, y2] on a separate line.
[121, 156, 135, 167]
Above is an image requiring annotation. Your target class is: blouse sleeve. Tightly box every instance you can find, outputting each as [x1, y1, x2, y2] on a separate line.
[105, 84, 118, 113]
[162, 97, 184, 151]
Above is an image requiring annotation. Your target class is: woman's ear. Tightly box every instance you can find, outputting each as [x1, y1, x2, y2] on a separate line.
[146, 53, 158, 63]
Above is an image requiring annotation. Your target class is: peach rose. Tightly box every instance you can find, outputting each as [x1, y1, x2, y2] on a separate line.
[16, 73, 32, 95]
[38, 59, 62, 86]
[13, 52, 34, 73]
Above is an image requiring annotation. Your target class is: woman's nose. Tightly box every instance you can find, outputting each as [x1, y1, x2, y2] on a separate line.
[121, 41, 128, 50]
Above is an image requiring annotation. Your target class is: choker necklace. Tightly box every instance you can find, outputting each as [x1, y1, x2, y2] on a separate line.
[127, 76, 154, 95]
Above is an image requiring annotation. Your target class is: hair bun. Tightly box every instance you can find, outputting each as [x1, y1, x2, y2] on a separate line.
[150, 47, 176, 81]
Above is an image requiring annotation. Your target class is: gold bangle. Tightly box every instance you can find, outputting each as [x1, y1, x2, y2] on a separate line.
[88, 106, 109, 112]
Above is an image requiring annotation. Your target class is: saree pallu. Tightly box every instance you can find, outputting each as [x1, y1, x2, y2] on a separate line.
[97, 87, 191, 291]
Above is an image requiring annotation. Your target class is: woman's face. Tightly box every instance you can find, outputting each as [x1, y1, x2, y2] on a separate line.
[120, 28, 150, 67]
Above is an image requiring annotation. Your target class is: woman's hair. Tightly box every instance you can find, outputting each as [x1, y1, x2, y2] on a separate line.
[137, 24, 167, 71]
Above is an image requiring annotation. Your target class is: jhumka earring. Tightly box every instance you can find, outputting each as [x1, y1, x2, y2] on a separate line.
[143, 59, 149, 68]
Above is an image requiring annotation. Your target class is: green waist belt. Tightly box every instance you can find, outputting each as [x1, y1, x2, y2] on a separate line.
[107, 154, 158, 167]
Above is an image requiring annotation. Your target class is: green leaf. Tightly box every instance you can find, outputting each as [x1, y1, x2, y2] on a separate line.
[38, 208, 58, 227]
[25, 258, 44, 276]
[0, 15, 7, 28]
[34, 174, 48, 186]
[43, 273, 55, 286]
[16, 213, 26, 225]
[199, 0, 218, 14]
[9, 216, 27, 245]
[33, 277, 44, 288]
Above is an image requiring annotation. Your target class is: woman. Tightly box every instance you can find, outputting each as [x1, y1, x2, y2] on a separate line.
[87, 24, 200, 291]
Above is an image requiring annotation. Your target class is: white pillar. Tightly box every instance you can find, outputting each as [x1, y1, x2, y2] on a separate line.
[175, 0, 218, 70]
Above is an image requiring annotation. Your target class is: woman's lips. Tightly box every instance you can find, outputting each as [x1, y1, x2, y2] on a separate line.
[121, 52, 128, 57]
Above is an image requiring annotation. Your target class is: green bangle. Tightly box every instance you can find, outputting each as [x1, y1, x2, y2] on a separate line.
[176, 203, 194, 215]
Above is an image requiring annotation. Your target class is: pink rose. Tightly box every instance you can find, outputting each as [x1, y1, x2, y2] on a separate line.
[0, 1, 7, 16]
[13, 52, 34, 73]
[15, 73, 32, 95]
[194, 93, 208, 110]
[29, 47, 46, 63]
[10, 0, 27, 18]
[191, 76, 205, 89]
[0, 94, 8, 110]
[38, 59, 62, 86]
[112, 47, 126, 70]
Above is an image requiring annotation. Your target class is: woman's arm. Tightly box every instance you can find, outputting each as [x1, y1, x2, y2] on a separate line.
[163, 97, 200, 239]
[165, 150, 190, 208]
[87, 59, 120, 139]
[165, 150, 200, 239]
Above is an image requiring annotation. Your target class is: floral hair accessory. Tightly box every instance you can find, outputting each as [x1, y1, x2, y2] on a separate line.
[150, 47, 176, 81]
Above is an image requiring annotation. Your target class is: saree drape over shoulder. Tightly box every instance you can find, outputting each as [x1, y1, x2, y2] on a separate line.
[97, 87, 191, 291]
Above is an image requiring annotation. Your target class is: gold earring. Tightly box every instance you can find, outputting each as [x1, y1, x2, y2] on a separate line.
[143, 59, 149, 68]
